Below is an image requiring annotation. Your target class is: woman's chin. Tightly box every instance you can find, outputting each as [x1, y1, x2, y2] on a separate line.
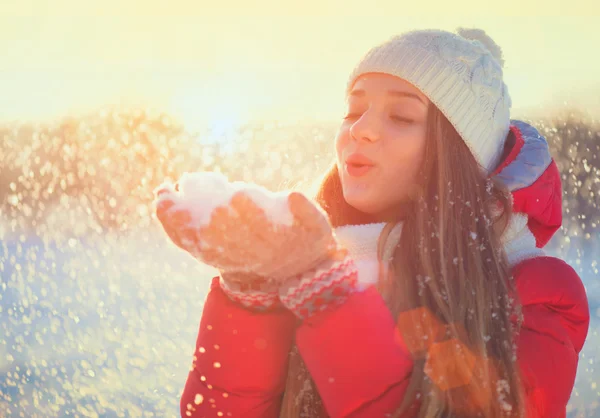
[343, 193, 379, 215]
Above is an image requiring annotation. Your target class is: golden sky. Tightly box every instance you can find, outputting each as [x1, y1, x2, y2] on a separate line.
[1, 0, 599, 129]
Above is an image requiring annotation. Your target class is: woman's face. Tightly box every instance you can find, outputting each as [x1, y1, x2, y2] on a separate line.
[335, 73, 430, 219]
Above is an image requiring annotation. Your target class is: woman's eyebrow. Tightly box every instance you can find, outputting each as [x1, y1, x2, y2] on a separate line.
[387, 90, 426, 105]
[349, 88, 426, 105]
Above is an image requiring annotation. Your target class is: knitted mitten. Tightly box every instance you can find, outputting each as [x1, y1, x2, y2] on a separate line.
[278, 248, 359, 319]
[218, 271, 280, 311]
[154, 177, 359, 317]
[154, 179, 338, 281]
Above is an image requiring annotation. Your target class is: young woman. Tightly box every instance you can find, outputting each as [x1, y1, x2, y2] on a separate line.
[156, 28, 589, 417]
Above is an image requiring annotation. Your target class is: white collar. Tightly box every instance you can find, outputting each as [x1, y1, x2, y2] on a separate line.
[333, 222, 397, 290]
[332, 214, 543, 289]
[334, 223, 387, 260]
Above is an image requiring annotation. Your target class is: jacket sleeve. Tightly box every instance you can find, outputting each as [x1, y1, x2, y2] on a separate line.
[513, 256, 590, 418]
[294, 256, 590, 418]
[180, 277, 297, 418]
[295, 286, 415, 417]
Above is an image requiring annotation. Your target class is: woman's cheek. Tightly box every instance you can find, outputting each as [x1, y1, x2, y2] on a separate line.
[334, 130, 348, 164]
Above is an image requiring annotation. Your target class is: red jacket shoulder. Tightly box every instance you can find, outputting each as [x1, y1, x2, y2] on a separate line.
[513, 256, 590, 352]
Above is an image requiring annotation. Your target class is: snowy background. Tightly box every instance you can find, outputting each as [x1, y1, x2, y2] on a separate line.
[0, 108, 598, 417]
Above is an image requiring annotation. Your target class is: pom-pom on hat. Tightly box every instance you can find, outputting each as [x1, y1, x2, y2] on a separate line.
[347, 28, 512, 174]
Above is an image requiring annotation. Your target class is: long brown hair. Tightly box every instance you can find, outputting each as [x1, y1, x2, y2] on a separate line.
[282, 103, 526, 417]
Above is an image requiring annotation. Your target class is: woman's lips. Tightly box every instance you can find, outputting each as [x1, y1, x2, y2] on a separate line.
[346, 163, 374, 177]
[345, 153, 375, 177]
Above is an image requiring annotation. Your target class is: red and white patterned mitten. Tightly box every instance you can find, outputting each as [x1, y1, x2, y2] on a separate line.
[218, 271, 280, 311]
[278, 249, 358, 320]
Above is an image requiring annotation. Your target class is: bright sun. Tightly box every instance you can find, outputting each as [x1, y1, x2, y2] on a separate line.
[168, 79, 249, 144]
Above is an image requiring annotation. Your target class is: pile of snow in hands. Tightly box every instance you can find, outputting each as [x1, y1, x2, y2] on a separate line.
[153, 171, 295, 227]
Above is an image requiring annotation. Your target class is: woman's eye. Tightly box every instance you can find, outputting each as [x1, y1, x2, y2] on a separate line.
[391, 115, 414, 124]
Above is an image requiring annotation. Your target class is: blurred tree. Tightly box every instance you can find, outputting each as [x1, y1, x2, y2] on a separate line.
[1, 107, 598, 246]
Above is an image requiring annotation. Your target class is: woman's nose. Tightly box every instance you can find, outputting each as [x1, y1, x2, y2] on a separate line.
[349, 112, 381, 143]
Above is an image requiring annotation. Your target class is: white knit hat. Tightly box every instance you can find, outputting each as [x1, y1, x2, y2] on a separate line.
[347, 28, 512, 174]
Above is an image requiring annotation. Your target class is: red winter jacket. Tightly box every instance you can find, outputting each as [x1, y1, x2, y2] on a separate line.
[179, 121, 590, 418]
